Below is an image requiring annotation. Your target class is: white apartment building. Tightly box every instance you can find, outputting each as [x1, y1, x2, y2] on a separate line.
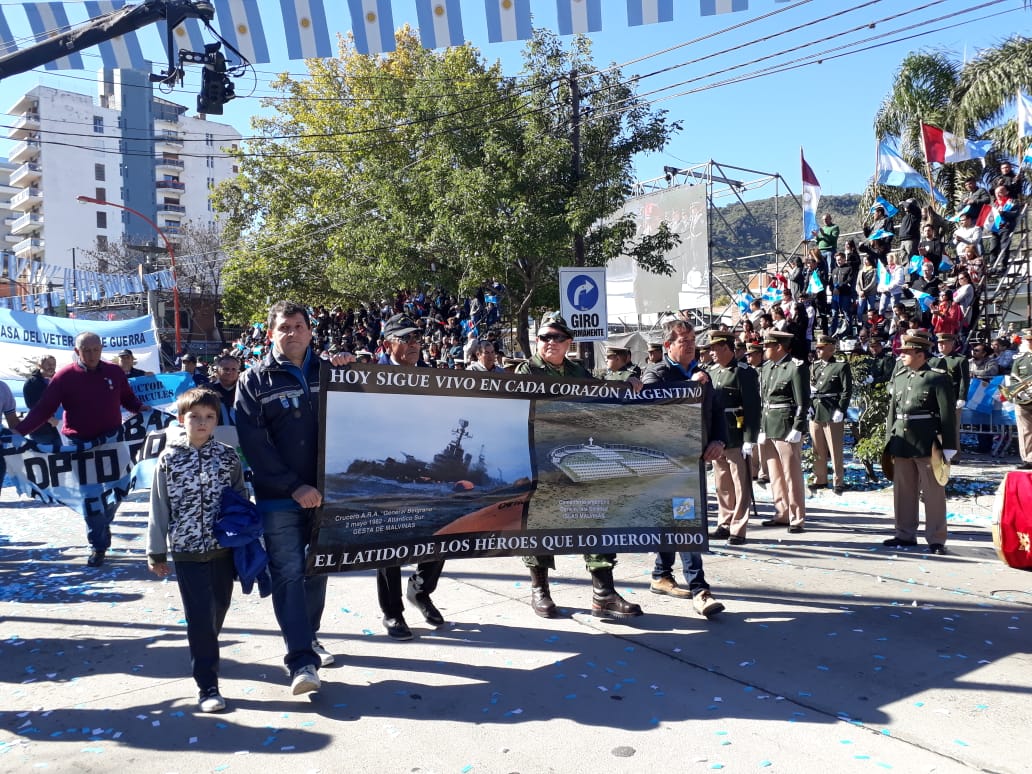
[5, 69, 241, 271]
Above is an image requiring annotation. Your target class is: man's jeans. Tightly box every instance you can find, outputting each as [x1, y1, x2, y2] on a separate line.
[84, 498, 117, 551]
[262, 506, 327, 674]
[653, 551, 709, 595]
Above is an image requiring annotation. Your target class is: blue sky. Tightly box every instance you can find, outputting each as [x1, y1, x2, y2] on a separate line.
[0, 0, 1026, 200]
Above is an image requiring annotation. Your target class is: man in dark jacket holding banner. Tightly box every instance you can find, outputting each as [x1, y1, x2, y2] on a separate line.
[374, 313, 447, 641]
[235, 301, 351, 697]
[642, 319, 728, 618]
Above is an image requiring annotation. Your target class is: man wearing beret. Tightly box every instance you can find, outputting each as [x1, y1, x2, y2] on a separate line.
[1008, 329, 1032, 470]
[517, 313, 642, 620]
[708, 331, 760, 545]
[883, 330, 957, 554]
[809, 334, 853, 496]
[758, 329, 809, 532]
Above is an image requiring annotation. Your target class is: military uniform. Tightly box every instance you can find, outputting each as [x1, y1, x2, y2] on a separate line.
[1009, 334, 1032, 468]
[759, 331, 809, 529]
[867, 345, 896, 385]
[885, 332, 957, 550]
[929, 333, 970, 450]
[709, 333, 760, 539]
[809, 336, 853, 491]
[516, 313, 641, 619]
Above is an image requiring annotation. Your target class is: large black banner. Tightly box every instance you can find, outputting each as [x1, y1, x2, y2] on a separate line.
[308, 365, 708, 573]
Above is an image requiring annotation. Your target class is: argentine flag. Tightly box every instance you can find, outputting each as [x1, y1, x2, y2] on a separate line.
[807, 272, 824, 295]
[762, 285, 783, 304]
[876, 141, 947, 205]
[966, 376, 1006, 414]
[734, 290, 755, 313]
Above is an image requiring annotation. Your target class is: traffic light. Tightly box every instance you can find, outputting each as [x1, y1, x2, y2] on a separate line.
[195, 44, 234, 115]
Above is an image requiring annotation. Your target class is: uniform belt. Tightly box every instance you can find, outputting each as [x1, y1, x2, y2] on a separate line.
[767, 403, 795, 409]
[813, 392, 839, 398]
[724, 406, 743, 413]
[899, 412, 933, 421]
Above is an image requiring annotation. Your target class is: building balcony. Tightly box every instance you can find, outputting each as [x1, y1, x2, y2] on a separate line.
[157, 203, 186, 215]
[10, 187, 42, 211]
[6, 232, 21, 245]
[156, 180, 185, 191]
[8, 112, 40, 139]
[10, 162, 42, 187]
[10, 212, 43, 236]
[155, 157, 185, 171]
[13, 236, 44, 258]
[155, 129, 184, 147]
[9, 138, 40, 164]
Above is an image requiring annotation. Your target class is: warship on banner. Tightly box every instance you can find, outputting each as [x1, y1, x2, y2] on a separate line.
[346, 419, 499, 486]
[550, 437, 687, 483]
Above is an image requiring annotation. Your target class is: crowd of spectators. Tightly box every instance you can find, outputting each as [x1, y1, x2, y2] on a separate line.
[740, 163, 1025, 359]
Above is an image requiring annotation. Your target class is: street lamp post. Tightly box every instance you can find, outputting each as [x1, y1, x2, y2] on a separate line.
[75, 194, 181, 353]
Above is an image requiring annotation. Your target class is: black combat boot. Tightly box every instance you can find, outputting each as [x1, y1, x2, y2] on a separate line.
[529, 567, 557, 618]
[590, 567, 643, 618]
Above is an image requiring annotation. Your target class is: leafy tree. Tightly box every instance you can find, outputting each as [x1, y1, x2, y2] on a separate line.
[216, 28, 678, 355]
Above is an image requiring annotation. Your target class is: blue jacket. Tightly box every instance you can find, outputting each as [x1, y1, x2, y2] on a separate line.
[214, 486, 272, 597]
[234, 348, 322, 503]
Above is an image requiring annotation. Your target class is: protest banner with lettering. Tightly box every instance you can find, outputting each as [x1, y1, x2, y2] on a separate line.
[308, 365, 707, 574]
[0, 409, 178, 517]
[0, 309, 160, 383]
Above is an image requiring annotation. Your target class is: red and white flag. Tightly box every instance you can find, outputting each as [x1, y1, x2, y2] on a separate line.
[921, 123, 991, 164]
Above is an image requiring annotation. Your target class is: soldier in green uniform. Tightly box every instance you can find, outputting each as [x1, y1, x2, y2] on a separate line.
[745, 341, 767, 484]
[883, 330, 957, 554]
[1008, 329, 1032, 470]
[516, 313, 642, 620]
[594, 340, 642, 381]
[865, 335, 896, 385]
[708, 331, 760, 545]
[929, 332, 969, 452]
[809, 333, 853, 495]
[758, 330, 809, 532]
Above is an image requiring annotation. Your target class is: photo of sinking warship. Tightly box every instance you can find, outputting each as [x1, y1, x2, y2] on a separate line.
[346, 419, 498, 486]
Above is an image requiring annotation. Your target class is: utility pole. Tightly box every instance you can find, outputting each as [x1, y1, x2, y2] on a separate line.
[570, 69, 595, 370]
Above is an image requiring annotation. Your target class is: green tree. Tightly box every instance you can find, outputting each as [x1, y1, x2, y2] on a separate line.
[216, 28, 678, 355]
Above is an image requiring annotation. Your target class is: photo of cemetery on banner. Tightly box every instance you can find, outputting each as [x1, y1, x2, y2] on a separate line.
[308, 364, 708, 574]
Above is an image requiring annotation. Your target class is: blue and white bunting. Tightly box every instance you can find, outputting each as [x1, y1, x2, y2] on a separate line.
[84, 2, 147, 69]
[348, 0, 396, 55]
[213, 0, 270, 64]
[280, 0, 333, 60]
[24, 3, 84, 70]
[0, 7, 17, 57]
[700, 0, 748, 16]
[416, 1, 464, 49]
[485, 0, 532, 43]
[557, 0, 602, 34]
[627, 0, 674, 26]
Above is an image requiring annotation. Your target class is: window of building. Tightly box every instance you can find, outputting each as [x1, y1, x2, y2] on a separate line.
[95, 164, 105, 181]
[96, 212, 107, 229]
[96, 235, 108, 250]
[93, 116, 104, 133]
[205, 132, 213, 146]
[95, 187, 105, 201]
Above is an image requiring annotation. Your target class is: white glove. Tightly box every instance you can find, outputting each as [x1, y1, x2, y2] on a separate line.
[785, 429, 803, 444]
[943, 448, 957, 462]
[864, 375, 874, 385]
[741, 442, 754, 458]
[832, 410, 844, 423]
[757, 432, 767, 445]
[955, 399, 965, 410]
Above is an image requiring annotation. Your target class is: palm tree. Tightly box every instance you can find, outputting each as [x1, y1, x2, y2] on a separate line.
[867, 38, 1032, 213]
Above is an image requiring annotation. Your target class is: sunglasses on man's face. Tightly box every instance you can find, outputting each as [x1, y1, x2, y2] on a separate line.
[538, 333, 569, 343]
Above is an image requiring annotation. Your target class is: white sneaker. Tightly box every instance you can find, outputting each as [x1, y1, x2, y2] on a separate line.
[198, 687, 225, 713]
[290, 665, 321, 696]
[312, 640, 335, 667]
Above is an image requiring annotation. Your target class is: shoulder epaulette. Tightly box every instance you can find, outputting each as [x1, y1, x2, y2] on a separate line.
[929, 367, 946, 375]
[792, 358, 805, 366]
